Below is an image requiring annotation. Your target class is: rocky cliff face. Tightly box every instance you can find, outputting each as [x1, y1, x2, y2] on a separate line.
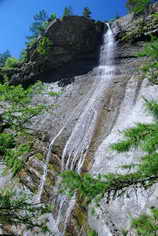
[10, 16, 104, 86]
[1, 3, 158, 235]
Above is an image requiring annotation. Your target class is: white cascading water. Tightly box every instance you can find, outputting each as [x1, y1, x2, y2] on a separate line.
[35, 23, 116, 235]
[61, 23, 116, 173]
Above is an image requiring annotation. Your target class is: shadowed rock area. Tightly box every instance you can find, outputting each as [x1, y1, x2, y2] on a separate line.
[10, 16, 105, 87]
[1, 3, 158, 235]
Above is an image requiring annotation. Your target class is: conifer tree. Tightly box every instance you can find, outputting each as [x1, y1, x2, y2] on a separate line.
[29, 9, 49, 38]
[0, 189, 52, 233]
[60, 31, 158, 229]
[63, 6, 73, 17]
[131, 208, 158, 235]
[83, 7, 92, 18]
[0, 50, 11, 67]
[60, 98, 158, 202]
[26, 9, 49, 46]
[0, 80, 57, 232]
[126, 0, 150, 14]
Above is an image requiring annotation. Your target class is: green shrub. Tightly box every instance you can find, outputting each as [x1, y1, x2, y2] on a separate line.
[4, 57, 19, 69]
[87, 230, 98, 236]
[0, 133, 15, 153]
[37, 36, 53, 55]
[0, 81, 50, 130]
[19, 49, 28, 62]
[0, 50, 11, 67]
[126, 0, 150, 15]
[83, 7, 92, 18]
[26, 37, 37, 48]
[60, 98, 158, 203]
[63, 6, 73, 17]
[41, 21, 49, 31]
[50, 13, 56, 21]
[48, 91, 62, 96]
[131, 208, 158, 235]
[4, 144, 28, 176]
[137, 38, 158, 59]
[0, 81, 55, 177]
[0, 189, 52, 232]
[136, 37, 158, 84]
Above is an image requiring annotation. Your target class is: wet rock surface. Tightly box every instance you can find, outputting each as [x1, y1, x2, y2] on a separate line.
[1, 6, 158, 236]
[20, 25, 149, 236]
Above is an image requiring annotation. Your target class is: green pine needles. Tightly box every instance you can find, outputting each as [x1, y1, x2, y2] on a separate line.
[60, 98, 158, 204]
[137, 38, 158, 60]
[137, 36, 158, 84]
[0, 189, 52, 233]
[59, 29, 158, 231]
[4, 144, 30, 176]
[60, 98, 158, 234]
[0, 81, 56, 176]
[36, 36, 53, 56]
[0, 133, 15, 153]
[111, 122, 158, 154]
[131, 207, 158, 235]
[0, 81, 51, 131]
[144, 97, 158, 119]
[0, 80, 58, 231]
[126, 0, 150, 15]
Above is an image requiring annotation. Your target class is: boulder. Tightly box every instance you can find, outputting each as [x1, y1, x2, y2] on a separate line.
[10, 16, 105, 86]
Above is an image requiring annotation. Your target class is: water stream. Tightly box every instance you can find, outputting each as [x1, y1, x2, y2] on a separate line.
[35, 23, 116, 234]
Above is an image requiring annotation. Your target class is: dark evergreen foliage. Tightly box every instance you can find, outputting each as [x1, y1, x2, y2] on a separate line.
[131, 208, 158, 235]
[27, 9, 49, 40]
[83, 7, 92, 18]
[63, 6, 73, 17]
[0, 80, 57, 231]
[0, 189, 52, 233]
[60, 99, 158, 231]
[0, 50, 11, 67]
[126, 0, 150, 14]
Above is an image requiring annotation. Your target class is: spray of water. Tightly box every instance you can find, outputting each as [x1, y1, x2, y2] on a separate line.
[35, 23, 116, 234]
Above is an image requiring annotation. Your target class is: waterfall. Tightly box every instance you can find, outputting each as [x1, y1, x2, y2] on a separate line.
[61, 23, 116, 173]
[35, 23, 116, 234]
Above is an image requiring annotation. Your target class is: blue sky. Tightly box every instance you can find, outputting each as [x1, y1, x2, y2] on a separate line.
[0, 0, 127, 57]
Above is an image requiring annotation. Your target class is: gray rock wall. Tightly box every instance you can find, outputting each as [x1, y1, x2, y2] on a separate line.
[10, 16, 104, 87]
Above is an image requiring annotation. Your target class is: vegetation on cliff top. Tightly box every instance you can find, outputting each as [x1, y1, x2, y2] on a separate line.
[0, 0, 158, 234]
[126, 0, 158, 14]
[0, 50, 11, 67]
